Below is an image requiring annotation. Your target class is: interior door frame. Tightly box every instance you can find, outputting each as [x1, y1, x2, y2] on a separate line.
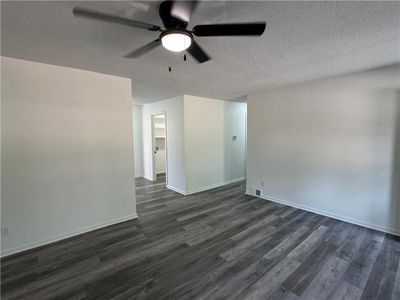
[245, 112, 247, 179]
[151, 111, 168, 186]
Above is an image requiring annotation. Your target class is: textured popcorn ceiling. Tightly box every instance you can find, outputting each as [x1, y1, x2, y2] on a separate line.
[1, 1, 399, 103]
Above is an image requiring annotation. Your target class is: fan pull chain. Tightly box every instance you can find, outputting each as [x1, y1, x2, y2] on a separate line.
[184, 53, 187, 61]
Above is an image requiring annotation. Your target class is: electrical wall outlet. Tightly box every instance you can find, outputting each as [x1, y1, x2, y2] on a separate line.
[255, 189, 261, 196]
[1, 227, 9, 236]
[260, 180, 265, 187]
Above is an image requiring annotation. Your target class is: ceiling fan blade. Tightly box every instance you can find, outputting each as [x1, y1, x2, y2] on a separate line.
[73, 6, 161, 31]
[170, 0, 199, 23]
[187, 40, 211, 63]
[192, 22, 266, 36]
[124, 39, 161, 58]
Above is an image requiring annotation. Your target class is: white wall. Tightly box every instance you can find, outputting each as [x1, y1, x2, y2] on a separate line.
[1, 57, 137, 256]
[142, 96, 186, 192]
[133, 104, 143, 177]
[223, 100, 247, 182]
[247, 65, 400, 235]
[184, 95, 246, 194]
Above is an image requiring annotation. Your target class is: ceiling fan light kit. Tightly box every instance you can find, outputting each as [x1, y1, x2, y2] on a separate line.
[160, 30, 192, 52]
[73, 0, 266, 63]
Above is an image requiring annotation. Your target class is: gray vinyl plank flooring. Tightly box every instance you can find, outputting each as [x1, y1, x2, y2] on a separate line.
[1, 176, 400, 300]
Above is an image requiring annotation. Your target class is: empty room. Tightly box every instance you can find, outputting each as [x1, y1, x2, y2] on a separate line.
[1, 1, 399, 299]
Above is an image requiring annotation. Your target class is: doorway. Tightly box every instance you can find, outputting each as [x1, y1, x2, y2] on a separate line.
[151, 113, 167, 184]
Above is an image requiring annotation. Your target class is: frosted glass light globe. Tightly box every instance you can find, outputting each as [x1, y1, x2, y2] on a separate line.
[161, 32, 192, 52]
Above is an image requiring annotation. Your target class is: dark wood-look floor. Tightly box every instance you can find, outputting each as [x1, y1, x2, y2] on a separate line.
[2, 175, 400, 300]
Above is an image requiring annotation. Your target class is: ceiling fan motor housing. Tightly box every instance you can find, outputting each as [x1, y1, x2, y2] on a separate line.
[159, 1, 188, 29]
[160, 29, 192, 40]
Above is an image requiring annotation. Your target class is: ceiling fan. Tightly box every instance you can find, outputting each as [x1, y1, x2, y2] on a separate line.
[73, 0, 266, 63]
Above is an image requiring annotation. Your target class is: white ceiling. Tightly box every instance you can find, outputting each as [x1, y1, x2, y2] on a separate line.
[1, 1, 399, 104]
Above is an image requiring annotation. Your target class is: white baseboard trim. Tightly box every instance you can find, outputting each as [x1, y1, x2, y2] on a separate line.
[185, 177, 246, 195]
[166, 184, 187, 195]
[166, 177, 245, 196]
[246, 191, 400, 237]
[1, 214, 138, 258]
